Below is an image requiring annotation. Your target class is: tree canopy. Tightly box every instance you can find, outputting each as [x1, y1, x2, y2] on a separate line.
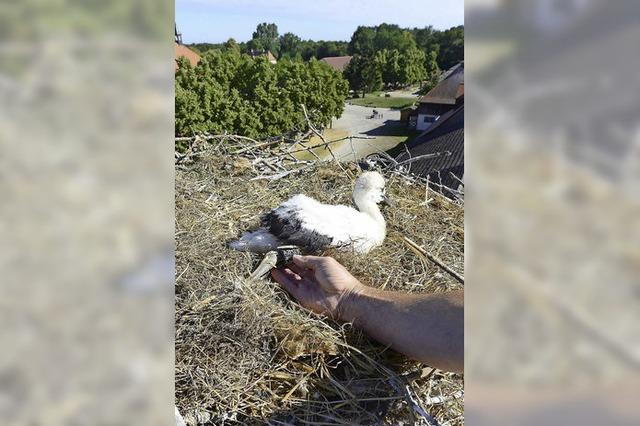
[348, 24, 417, 56]
[279, 37, 349, 61]
[249, 22, 280, 55]
[346, 23, 463, 72]
[187, 22, 462, 72]
[340, 23, 462, 93]
[410, 25, 464, 71]
[175, 51, 348, 141]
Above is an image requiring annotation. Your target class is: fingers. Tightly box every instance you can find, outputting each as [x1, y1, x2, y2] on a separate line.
[271, 269, 298, 297]
[287, 263, 315, 280]
[292, 255, 332, 270]
[271, 269, 300, 299]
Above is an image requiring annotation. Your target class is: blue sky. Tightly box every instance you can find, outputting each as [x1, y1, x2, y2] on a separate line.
[176, 0, 464, 43]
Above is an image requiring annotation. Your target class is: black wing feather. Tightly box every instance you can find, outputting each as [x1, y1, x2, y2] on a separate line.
[262, 209, 332, 252]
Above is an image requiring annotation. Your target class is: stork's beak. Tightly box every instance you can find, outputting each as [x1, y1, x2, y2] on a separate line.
[380, 194, 393, 207]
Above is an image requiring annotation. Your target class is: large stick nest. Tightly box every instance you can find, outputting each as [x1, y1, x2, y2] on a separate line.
[175, 140, 464, 425]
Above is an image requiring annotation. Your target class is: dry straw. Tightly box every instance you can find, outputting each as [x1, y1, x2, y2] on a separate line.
[175, 135, 464, 425]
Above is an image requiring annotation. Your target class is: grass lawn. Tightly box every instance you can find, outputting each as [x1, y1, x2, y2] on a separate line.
[348, 94, 416, 109]
[292, 128, 350, 161]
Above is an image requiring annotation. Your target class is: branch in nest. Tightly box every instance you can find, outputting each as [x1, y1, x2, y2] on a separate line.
[301, 104, 346, 172]
[403, 237, 464, 284]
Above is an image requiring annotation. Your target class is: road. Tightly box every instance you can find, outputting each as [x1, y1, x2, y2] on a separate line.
[323, 104, 408, 161]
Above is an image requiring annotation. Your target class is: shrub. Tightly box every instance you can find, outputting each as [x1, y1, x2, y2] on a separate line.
[175, 52, 348, 142]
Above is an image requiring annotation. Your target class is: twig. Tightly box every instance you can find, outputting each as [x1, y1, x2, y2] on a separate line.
[301, 104, 348, 173]
[388, 377, 441, 426]
[403, 237, 464, 284]
[395, 151, 450, 167]
[232, 139, 282, 154]
[175, 134, 261, 145]
[285, 137, 350, 155]
[448, 171, 464, 187]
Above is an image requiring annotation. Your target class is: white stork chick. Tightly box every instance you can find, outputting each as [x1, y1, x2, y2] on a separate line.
[230, 171, 389, 255]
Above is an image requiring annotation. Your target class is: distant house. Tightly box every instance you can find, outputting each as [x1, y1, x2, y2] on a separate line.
[320, 56, 353, 72]
[410, 62, 464, 131]
[250, 50, 277, 64]
[174, 42, 201, 71]
[400, 106, 417, 123]
[396, 105, 464, 195]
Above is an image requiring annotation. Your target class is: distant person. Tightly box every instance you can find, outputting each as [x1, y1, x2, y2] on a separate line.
[272, 255, 464, 373]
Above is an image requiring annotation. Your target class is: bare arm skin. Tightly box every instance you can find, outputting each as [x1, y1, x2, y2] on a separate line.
[271, 255, 464, 373]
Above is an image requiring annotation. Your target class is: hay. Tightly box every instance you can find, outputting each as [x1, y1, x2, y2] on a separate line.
[175, 142, 464, 425]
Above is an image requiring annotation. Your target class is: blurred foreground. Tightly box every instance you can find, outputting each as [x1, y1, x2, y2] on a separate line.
[0, 2, 174, 424]
[466, 0, 640, 424]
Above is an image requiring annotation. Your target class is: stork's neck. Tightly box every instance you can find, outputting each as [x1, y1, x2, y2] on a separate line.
[355, 198, 385, 226]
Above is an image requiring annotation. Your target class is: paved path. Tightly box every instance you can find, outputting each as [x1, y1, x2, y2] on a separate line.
[328, 104, 408, 161]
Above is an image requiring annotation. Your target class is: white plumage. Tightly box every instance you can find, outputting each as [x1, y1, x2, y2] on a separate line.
[230, 171, 389, 254]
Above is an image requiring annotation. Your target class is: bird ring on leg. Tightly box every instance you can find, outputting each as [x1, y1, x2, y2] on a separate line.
[249, 246, 302, 280]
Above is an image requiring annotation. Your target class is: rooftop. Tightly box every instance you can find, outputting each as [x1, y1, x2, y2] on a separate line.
[418, 62, 464, 105]
[175, 43, 201, 70]
[395, 105, 464, 191]
[320, 55, 353, 72]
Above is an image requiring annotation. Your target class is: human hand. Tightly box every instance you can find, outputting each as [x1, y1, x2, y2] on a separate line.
[271, 255, 365, 319]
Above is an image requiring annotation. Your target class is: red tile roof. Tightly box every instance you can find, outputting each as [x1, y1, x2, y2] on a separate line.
[320, 56, 353, 72]
[175, 43, 201, 71]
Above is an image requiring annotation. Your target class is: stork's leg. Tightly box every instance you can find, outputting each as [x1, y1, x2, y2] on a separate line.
[249, 251, 278, 280]
[248, 246, 302, 280]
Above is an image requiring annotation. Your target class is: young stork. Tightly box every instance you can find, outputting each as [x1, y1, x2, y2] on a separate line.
[230, 172, 390, 278]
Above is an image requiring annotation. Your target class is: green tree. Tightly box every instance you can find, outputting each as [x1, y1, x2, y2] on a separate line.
[374, 24, 417, 52]
[175, 51, 348, 141]
[344, 54, 383, 96]
[251, 22, 279, 56]
[397, 47, 426, 86]
[279, 32, 301, 58]
[422, 50, 440, 92]
[412, 26, 439, 57]
[348, 26, 376, 56]
[223, 37, 240, 53]
[379, 49, 401, 88]
[434, 25, 464, 70]
[349, 24, 417, 56]
[362, 56, 383, 95]
[411, 25, 463, 71]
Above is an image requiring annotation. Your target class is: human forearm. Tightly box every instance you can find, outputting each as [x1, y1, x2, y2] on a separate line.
[339, 287, 464, 373]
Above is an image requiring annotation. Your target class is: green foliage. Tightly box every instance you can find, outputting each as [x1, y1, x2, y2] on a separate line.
[175, 51, 348, 141]
[188, 43, 223, 55]
[345, 47, 426, 93]
[362, 57, 383, 94]
[251, 22, 280, 55]
[348, 26, 376, 56]
[421, 51, 441, 93]
[279, 32, 301, 58]
[279, 37, 349, 61]
[397, 47, 426, 86]
[343, 55, 363, 94]
[433, 25, 464, 70]
[344, 55, 383, 95]
[346, 23, 461, 91]
[223, 38, 240, 53]
[411, 25, 463, 71]
[348, 24, 417, 56]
